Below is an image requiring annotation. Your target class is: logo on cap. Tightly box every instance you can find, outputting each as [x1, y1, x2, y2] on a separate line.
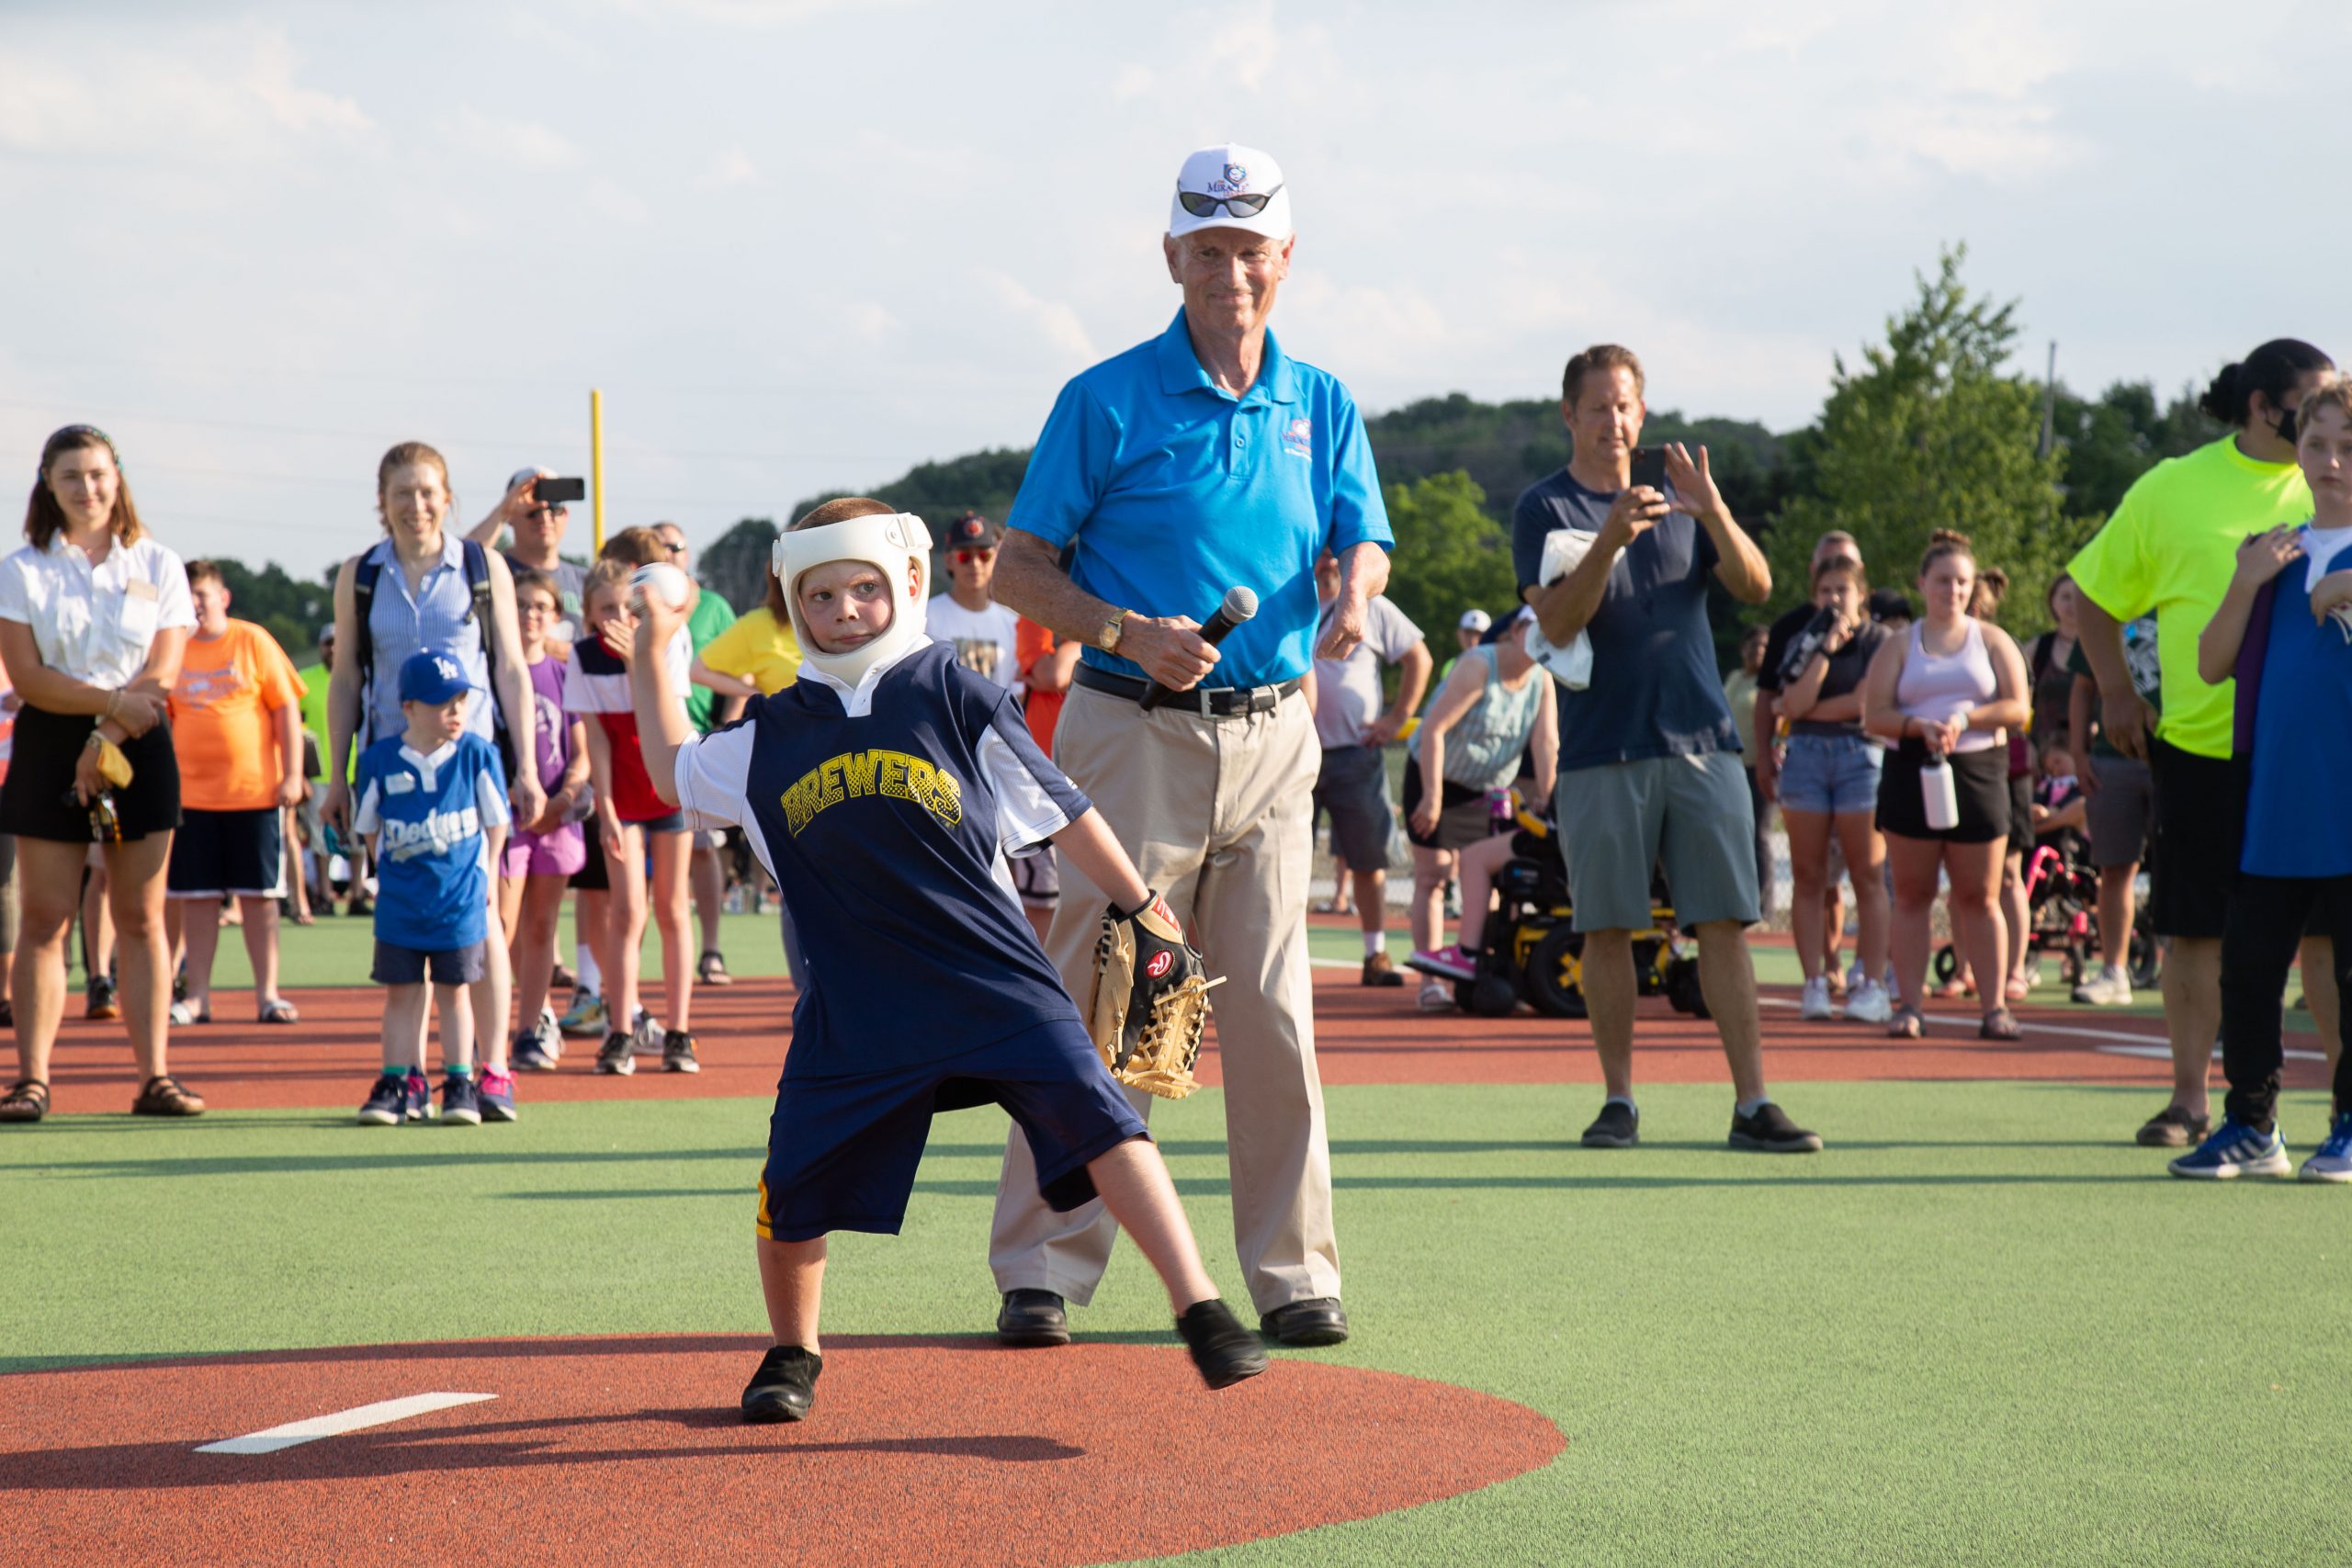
[1223, 162, 1247, 186]
[435, 655, 462, 682]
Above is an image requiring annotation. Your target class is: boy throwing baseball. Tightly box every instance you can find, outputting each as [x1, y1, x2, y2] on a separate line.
[625, 497, 1267, 1422]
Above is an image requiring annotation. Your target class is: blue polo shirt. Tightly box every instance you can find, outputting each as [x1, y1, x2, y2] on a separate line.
[1007, 309, 1393, 688]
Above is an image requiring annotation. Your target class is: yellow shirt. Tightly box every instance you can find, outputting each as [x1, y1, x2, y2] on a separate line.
[2065, 437, 2310, 760]
[695, 607, 802, 695]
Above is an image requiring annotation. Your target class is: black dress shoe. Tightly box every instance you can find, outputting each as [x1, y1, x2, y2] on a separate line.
[1260, 1297, 1348, 1347]
[741, 1344, 821, 1424]
[1175, 1300, 1269, 1389]
[996, 1288, 1070, 1347]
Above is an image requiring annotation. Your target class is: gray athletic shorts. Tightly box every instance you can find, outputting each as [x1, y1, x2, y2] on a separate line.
[1557, 750, 1761, 933]
[1313, 744, 1395, 871]
[2085, 754, 2153, 870]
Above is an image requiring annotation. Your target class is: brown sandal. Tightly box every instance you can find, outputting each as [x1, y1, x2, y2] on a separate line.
[0, 1079, 48, 1123]
[1885, 1007, 1924, 1041]
[1978, 1008, 2024, 1042]
[130, 1075, 205, 1117]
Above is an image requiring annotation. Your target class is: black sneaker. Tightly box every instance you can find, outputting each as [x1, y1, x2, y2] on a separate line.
[741, 1345, 821, 1424]
[594, 1031, 636, 1077]
[1175, 1301, 1270, 1390]
[1729, 1101, 1824, 1153]
[2135, 1104, 2211, 1148]
[1580, 1100, 1639, 1149]
[662, 1029, 700, 1074]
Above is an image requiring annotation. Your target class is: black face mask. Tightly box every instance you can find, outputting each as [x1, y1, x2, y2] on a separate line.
[2272, 402, 2299, 446]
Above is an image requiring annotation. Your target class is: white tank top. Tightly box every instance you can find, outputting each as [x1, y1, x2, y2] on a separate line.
[1894, 618, 2000, 753]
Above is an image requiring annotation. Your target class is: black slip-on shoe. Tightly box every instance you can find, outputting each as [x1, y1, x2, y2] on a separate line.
[1260, 1297, 1349, 1347]
[741, 1344, 821, 1424]
[2135, 1104, 2211, 1148]
[1580, 1100, 1639, 1149]
[996, 1288, 1070, 1347]
[1729, 1101, 1824, 1153]
[1176, 1300, 1270, 1389]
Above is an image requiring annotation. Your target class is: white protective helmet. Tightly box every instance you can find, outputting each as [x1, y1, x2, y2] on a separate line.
[770, 510, 934, 687]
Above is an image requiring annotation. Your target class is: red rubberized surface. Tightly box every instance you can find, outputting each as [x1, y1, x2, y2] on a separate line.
[26, 965, 2324, 1116]
[2, 1336, 1566, 1566]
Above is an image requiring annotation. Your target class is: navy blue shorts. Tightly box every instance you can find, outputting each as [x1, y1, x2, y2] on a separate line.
[372, 939, 488, 987]
[755, 1018, 1148, 1243]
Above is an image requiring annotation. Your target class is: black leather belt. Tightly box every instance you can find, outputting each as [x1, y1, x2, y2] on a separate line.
[1073, 663, 1301, 716]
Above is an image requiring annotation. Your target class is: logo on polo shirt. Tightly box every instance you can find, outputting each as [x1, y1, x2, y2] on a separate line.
[1283, 416, 1313, 457]
[779, 748, 964, 837]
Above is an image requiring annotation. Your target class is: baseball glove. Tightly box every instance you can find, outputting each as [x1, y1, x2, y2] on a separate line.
[1089, 891, 1216, 1100]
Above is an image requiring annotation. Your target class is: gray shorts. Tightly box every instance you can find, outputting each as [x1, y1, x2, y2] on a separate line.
[2085, 754, 2153, 870]
[1557, 750, 1760, 933]
[1313, 745, 1395, 871]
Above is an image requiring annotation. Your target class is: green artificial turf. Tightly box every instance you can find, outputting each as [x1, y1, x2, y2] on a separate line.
[6, 1080, 2347, 1563]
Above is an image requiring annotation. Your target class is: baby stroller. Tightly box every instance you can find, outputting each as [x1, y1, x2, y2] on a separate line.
[1931, 836, 2158, 991]
[1412, 808, 1710, 1021]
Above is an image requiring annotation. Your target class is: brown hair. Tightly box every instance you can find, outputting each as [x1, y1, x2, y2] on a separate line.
[1918, 528, 1975, 581]
[375, 442, 452, 531]
[1811, 556, 1869, 592]
[582, 557, 633, 615]
[509, 566, 558, 606]
[1562, 344, 1645, 407]
[2296, 377, 2352, 442]
[1972, 567, 2009, 620]
[598, 525, 667, 567]
[27, 425, 146, 551]
[786, 496, 896, 533]
[186, 558, 225, 592]
[763, 558, 788, 621]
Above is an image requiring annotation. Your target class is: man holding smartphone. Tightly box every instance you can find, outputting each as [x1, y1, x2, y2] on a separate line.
[1516, 344, 1822, 1155]
[471, 467, 588, 644]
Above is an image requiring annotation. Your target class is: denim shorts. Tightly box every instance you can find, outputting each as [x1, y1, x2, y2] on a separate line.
[1778, 732, 1883, 817]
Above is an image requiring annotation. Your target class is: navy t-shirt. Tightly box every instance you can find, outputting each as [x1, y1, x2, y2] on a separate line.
[1511, 468, 1741, 773]
[673, 642, 1092, 1077]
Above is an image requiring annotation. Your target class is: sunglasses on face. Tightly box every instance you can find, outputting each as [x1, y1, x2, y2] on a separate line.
[1176, 182, 1283, 219]
[953, 548, 995, 564]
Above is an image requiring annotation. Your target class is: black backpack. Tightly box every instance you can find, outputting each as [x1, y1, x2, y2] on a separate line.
[352, 538, 512, 774]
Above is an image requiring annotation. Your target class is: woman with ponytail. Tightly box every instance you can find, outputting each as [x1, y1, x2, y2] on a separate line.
[2065, 338, 2337, 1149]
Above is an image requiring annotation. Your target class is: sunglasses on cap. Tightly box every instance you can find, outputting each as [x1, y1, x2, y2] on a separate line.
[1176, 182, 1283, 219]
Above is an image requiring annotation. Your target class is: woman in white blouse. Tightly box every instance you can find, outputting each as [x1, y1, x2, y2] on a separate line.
[0, 427, 199, 1122]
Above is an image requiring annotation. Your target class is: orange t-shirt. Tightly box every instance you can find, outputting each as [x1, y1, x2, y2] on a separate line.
[168, 620, 308, 812]
[1016, 617, 1065, 754]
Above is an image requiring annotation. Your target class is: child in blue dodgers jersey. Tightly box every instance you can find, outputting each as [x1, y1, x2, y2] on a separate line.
[2178, 378, 2352, 1182]
[624, 497, 1267, 1423]
[352, 650, 513, 1127]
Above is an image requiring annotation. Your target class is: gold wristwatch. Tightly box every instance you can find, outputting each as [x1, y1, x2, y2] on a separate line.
[1098, 607, 1129, 654]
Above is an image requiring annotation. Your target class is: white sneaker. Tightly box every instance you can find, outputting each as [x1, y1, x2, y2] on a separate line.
[1844, 963, 1868, 998]
[1845, 978, 1894, 1025]
[1417, 978, 1453, 1013]
[1799, 976, 1834, 1021]
[2072, 965, 2132, 1007]
[632, 1008, 662, 1055]
[535, 1007, 563, 1064]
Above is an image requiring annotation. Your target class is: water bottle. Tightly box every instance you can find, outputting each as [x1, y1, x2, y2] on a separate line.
[1920, 754, 1960, 832]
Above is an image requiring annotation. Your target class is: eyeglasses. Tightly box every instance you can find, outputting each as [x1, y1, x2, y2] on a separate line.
[661, 540, 686, 557]
[953, 548, 995, 564]
[1176, 182, 1283, 219]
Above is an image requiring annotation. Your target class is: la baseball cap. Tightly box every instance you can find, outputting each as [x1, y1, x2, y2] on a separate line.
[1168, 143, 1292, 242]
[944, 512, 1001, 548]
[398, 650, 476, 705]
[1458, 609, 1493, 633]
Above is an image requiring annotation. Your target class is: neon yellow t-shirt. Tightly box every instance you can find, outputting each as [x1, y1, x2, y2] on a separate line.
[695, 607, 803, 695]
[2065, 437, 2310, 760]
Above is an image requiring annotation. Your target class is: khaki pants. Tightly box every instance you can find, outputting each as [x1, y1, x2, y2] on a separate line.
[989, 682, 1339, 1314]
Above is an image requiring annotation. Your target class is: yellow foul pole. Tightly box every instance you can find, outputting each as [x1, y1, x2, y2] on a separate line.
[590, 388, 606, 555]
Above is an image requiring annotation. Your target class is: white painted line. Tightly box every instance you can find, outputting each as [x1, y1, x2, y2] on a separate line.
[2095, 1043, 2326, 1064]
[197, 1392, 495, 1454]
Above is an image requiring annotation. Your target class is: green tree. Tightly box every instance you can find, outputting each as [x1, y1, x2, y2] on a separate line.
[2049, 378, 2222, 521]
[1379, 470, 1519, 647]
[700, 516, 780, 614]
[1765, 246, 2081, 630]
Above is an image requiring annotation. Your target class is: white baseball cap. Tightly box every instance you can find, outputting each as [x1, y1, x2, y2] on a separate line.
[1168, 143, 1292, 241]
[1459, 609, 1493, 632]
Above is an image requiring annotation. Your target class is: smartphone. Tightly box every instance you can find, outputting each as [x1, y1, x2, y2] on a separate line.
[1627, 447, 1668, 492]
[535, 476, 587, 506]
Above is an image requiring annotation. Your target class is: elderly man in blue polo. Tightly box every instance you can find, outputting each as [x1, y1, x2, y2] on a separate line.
[984, 144, 1391, 1351]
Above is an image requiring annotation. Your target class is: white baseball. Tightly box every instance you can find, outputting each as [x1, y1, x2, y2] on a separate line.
[629, 561, 692, 613]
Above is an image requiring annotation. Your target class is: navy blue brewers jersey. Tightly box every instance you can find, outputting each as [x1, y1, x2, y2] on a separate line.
[674, 641, 1091, 1076]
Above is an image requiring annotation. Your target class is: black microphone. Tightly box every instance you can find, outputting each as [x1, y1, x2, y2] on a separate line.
[1138, 586, 1259, 711]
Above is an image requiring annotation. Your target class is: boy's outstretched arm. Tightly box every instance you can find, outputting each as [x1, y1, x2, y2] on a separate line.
[1050, 808, 1154, 913]
[629, 595, 694, 807]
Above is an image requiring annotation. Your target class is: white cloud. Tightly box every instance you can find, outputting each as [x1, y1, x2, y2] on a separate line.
[982, 273, 1097, 364]
[1111, 63, 1156, 102]
[440, 108, 580, 170]
[698, 146, 760, 188]
[0, 23, 368, 157]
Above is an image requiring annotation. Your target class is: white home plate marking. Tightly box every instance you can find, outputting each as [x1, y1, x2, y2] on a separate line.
[196, 1393, 495, 1454]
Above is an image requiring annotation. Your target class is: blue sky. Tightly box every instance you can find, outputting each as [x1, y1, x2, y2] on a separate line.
[2, 1, 2342, 578]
